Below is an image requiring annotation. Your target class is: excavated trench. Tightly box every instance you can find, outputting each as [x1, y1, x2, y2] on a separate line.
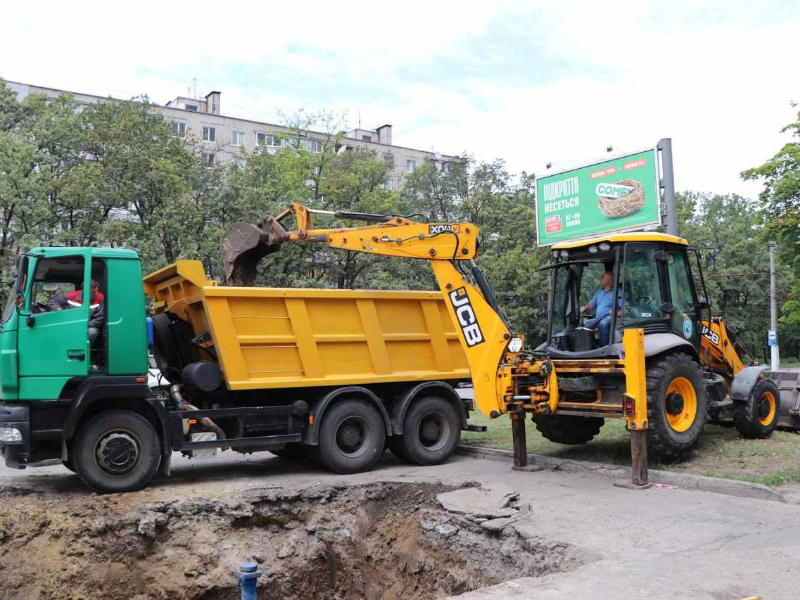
[0, 482, 583, 599]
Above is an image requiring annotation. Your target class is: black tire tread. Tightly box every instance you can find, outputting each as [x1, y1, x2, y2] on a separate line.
[317, 399, 385, 474]
[74, 410, 161, 494]
[393, 396, 461, 466]
[733, 378, 781, 439]
[532, 414, 604, 445]
[646, 352, 707, 460]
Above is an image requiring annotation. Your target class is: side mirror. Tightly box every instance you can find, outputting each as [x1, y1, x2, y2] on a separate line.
[660, 302, 675, 315]
[15, 293, 24, 313]
[25, 315, 35, 328]
[697, 298, 712, 310]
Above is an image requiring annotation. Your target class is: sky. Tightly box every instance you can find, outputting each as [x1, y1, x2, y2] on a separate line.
[2, 0, 799, 199]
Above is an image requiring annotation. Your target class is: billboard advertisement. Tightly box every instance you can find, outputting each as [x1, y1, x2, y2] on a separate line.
[535, 148, 661, 246]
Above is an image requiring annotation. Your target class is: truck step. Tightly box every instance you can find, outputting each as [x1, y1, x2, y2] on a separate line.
[180, 433, 302, 451]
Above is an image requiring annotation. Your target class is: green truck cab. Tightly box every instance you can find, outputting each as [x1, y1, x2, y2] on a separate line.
[0, 248, 165, 488]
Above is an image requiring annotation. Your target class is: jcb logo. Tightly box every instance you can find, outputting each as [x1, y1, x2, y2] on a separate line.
[449, 287, 485, 347]
[429, 224, 454, 234]
[701, 325, 719, 346]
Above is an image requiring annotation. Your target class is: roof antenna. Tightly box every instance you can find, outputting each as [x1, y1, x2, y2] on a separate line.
[193, 77, 197, 99]
[358, 110, 361, 129]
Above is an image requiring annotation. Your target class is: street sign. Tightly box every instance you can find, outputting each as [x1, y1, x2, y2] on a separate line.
[768, 330, 778, 347]
[535, 148, 661, 246]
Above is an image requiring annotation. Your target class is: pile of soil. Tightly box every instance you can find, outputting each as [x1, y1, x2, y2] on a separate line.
[0, 482, 583, 599]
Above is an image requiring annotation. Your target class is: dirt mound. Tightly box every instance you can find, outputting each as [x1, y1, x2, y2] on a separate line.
[0, 482, 583, 599]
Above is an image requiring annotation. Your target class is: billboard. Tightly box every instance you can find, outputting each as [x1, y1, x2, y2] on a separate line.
[535, 148, 661, 246]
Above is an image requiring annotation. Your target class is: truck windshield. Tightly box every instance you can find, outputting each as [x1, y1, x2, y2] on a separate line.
[2, 255, 28, 324]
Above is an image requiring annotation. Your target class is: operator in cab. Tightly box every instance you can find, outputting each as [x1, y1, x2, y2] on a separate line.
[580, 271, 621, 346]
[47, 279, 105, 346]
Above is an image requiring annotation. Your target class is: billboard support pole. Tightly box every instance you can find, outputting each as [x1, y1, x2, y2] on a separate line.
[658, 138, 677, 236]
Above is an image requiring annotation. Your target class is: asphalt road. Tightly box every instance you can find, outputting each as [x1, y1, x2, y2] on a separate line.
[2, 449, 799, 599]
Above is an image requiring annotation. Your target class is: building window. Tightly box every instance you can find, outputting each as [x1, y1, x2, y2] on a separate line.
[300, 138, 324, 153]
[201, 152, 214, 166]
[231, 131, 245, 147]
[406, 159, 417, 173]
[202, 127, 216, 143]
[257, 132, 282, 147]
[172, 122, 186, 137]
[361, 134, 372, 142]
[185, 104, 198, 112]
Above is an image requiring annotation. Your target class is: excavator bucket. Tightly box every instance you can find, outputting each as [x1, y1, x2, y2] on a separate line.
[221, 215, 290, 286]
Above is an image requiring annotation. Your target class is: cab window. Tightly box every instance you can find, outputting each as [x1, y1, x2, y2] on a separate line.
[621, 243, 664, 325]
[666, 249, 698, 343]
[29, 257, 85, 313]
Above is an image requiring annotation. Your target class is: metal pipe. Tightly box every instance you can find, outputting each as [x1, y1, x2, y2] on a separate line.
[658, 138, 678, 237]
[769, 241, 780, 370]
[170, 384, 229, 450]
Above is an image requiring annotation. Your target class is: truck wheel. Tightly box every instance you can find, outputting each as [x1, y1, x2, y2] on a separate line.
[390, 397, 461, 465]
[533, 414, 604, 444]
[317, 399, 385, 474]
[74, 410, 161, 493]
[646, 353, 707, 460]
[733, 379, 781, 439]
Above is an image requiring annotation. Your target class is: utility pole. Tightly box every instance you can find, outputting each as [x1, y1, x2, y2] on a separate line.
[657, 138, 677, 237]
[769, 241, 780, 370]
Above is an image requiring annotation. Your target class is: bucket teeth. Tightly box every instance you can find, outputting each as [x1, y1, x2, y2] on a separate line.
[221, 215, 289, 286]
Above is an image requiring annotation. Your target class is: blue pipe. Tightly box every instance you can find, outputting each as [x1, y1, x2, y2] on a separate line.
[236, 557, 261, 600]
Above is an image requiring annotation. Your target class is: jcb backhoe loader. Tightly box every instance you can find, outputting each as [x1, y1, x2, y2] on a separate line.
[223, 204, 788, 484]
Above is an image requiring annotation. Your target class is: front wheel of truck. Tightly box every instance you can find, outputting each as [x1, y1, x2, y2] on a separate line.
[317, 399, 386, 474]
[74, 410, 161, 493]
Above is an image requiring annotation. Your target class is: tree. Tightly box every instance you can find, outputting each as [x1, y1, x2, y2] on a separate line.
[675, 191, 792, 356]
[742, 105, 800, 355]
[405, 157, 551, 343]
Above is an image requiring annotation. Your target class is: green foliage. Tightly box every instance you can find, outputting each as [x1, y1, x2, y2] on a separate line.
[404, 158, 551, 343]
[741, 106, 800, 354]
[675, 191, 793, 356]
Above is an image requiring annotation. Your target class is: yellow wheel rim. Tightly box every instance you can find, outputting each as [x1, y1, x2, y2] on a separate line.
[665, 376, 698, 433]
[759, 390, 777, 426]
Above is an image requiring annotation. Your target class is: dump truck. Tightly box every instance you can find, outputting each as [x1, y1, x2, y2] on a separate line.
[0, 248, 478, 493]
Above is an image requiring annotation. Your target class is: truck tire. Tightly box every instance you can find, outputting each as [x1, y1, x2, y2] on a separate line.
[646, 353, 707, 460]
[733, 378, 781, 439]
[390, 397, 461, 465]
[73, 410, 161, 493]
[533, 414, 604, 444]
[317, 399, 385, 474]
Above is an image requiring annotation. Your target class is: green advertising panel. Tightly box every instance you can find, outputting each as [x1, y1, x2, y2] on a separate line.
[535, 148, 661, 246]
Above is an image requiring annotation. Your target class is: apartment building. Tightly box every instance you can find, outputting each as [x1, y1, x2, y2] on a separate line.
[6, 81, 457, 189]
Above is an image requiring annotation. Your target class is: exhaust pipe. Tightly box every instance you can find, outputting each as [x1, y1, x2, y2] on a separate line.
[170, 384, 229, 450]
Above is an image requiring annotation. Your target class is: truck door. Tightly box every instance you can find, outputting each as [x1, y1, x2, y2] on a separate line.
[17, 254, 90, 398]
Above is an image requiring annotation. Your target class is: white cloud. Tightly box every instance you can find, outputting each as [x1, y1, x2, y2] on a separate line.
[1, 0, 798, 197]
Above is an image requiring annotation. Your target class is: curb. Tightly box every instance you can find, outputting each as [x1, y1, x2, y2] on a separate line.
[457, 445, 783, 503]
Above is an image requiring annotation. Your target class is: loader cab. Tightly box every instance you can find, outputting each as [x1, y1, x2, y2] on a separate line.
[545, 233, 708, 357]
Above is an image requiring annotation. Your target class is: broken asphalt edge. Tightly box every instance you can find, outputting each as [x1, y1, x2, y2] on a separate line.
[456, 445, 783, 503]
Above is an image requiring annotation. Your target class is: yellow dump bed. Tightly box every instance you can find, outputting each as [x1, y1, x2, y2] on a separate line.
[144, 261, 469, 391]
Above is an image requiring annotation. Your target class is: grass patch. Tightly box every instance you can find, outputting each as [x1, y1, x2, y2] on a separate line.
[462, 410, 800, 487]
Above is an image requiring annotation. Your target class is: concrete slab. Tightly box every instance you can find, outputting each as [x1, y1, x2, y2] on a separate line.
[437, 482, 519, 518]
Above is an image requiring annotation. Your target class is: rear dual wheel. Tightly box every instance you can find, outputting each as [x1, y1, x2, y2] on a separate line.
[389, 396, 461, 465]
[316, 399, 386, 474]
